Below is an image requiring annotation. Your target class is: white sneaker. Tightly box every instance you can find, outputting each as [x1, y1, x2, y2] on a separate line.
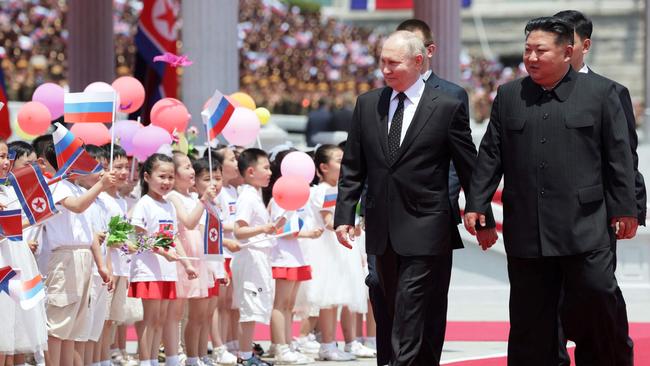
[344, 340, 376, 358]
[274, 344, 298, 364]
[318, 347, 355, 361]
[292, 335, 320, 354]
[213, 345, 238, 365]
[364, 338, 377, 351]
[266, 344, 277, 358]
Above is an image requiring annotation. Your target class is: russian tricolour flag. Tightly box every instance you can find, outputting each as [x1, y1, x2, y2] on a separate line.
[201, 89, 235, 141]
[323, 187, 337, 209]
[52, 123, 103, 180]
[0, 266, 45, 310]
[276, 214, 304, 237]
[64, 91, 116, 123]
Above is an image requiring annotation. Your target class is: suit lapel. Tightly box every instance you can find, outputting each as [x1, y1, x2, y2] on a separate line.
[390, 84, 439, 166]
[376, 87, 392, 163]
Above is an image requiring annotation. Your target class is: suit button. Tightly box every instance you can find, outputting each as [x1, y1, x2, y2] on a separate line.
[539, 162, 547, 169]
[540, 189, 545, 196]
[540, 138, 547, 144]
[543, 113, 549, 120]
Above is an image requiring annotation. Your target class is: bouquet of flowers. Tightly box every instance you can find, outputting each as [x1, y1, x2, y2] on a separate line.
[150, 229, 176, 252]
[106, 215, 137, 252]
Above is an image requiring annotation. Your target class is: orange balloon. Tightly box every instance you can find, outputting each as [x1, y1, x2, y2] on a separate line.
[112, 76, 145, 114]
[229, 92, 256, 110]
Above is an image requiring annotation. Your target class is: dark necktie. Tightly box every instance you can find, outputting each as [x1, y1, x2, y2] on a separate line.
[388, 92, 407, 160]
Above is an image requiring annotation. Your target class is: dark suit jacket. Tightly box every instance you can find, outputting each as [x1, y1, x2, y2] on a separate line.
[426, 73, 470, 224]
[334, 83, 493, 256]
[305, 107, 332, 146]
[587, 68, 647, 225]
[466, 68, 636, 258]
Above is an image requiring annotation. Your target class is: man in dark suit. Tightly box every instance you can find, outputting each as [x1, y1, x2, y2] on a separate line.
[335, 30, 497, 366]
[553, 10, 647, 366]
[363, 19, 471, 366]
[465, 17, 638, 365]
[305, 98, 332, 146]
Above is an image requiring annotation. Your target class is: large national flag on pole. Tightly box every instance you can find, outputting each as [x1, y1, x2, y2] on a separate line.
[0, 64, 11, 139]
[64, 92, 116, 123]
[51, 123, 103, 180]
[132, 0, 179, 124]
[0, 209, 23, 242]
[202, 89, 235, 141]
[8, 163, 58, 225]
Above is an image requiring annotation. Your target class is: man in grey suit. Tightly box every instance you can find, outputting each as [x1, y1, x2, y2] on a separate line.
[465, 17, 638, 365]
[336, 31, 496, 366]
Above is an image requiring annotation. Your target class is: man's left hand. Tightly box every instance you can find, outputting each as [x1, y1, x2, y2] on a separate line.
[476, 228, 498, 251]
[611, 216, 638, 240]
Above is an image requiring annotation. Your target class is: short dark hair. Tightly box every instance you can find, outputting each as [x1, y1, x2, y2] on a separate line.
[192, 157, 222, 179]
[84, 144, 107, 162]
[524, 17, 574, 46]
[32, 134, 56, 170]
[101, 143, 127, 162]
[396, 18, 434, 45]
[554, 10, 593, 40]
[8, 141, 34, 161]
[237, 148, 268, 177]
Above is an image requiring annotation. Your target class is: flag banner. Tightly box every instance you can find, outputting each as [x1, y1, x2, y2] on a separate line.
[0, 209, 23, 242]
[131, 0, 179, 123]
[0, 266, 16, 296]
[0, 64, 11, 139]
[275, 213, 304, 237]
[202, 89, 235, 141]
[204, 209, 223, 260]
[51, 123, 102, 180]
[323, 187, 337, 208]
[64, 92, 116, 123]
[0, 266, 45, 310]
[8, 163, 58, 225]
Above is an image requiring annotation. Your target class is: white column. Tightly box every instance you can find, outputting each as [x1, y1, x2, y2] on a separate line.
[181, 0, 239, 143]
[413, 0, 461, 83]
[67, 0, 115, 91]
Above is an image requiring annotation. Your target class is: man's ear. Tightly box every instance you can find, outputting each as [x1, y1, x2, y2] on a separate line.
[246, 166, 255, 178]
[582, 38, 592, 54]
[564, 44, 574, 62]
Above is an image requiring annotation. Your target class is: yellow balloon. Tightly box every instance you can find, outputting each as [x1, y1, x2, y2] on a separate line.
[255, 107, 271, 125]
[230, 92, 256, 110]
[11, 117, 37, 141]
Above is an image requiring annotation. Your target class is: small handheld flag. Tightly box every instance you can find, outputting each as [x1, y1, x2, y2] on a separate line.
[8, 163, 58, 225]
[276, 214, 304, 237]
[204, 209, 223, 260]
[201, 89, 235, 141]
[0, 266, 45, 309]
[323, 187, 337, 208]
[52, 123, 103, 180]
[0, 266, 16, 295]
[64, 91, 116, 123]
[0, 209, 23, 242]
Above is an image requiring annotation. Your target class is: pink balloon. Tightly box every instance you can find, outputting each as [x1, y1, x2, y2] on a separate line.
[150, 98, 190, 134]
[112, 76, 145, 114]
[281, 151, 315, 183]
[17, 101, 51, 135]
[131, 125, 172, 161]
[222, 107, 260, 146]
[32, 83, 64, 119]
[70, 123, 111, 146]
[272, 176, 311, 211]
[84, 81, 114, 93]
[111, 120, 143, 155]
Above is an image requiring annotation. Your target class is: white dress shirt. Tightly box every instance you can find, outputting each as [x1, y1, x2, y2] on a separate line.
[387, 77, 426, 145]
[578, 64, 589, 74]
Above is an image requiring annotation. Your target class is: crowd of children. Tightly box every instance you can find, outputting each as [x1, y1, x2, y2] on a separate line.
[0, 134, 377, 366]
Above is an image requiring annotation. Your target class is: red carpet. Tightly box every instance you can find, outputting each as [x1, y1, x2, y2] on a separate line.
[126, 321, 650, 365]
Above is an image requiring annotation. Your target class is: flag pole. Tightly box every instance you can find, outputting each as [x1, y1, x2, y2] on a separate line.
[202, 110, 214, 182]
[109, 91, 117, 170]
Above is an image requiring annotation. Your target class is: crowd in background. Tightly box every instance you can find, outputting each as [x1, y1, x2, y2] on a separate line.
[2, 0, 619, 124]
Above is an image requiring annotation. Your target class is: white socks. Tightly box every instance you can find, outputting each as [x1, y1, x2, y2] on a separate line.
[185, 357, 199, 365]
[239, 351, 253, 359]
[165, 355, 179, 366]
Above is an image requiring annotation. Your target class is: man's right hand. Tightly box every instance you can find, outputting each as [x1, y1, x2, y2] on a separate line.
[335, 224, 355, 249]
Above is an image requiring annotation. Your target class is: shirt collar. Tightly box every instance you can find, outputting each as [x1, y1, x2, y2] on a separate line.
[391, 77, 425, 104]
[578, 63, 589, 74]
[422, 69, 432, 82]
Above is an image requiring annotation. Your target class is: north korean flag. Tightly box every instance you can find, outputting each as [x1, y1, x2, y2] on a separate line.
[203, 209, 223, 260]
[8, 163, 58, 225]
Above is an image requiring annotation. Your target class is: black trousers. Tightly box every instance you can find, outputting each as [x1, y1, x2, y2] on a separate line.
[557, 239, 634, 366]
[366, 255, 392, 366]
[375, 243, 453, 366]
[507, 247, 619, 366]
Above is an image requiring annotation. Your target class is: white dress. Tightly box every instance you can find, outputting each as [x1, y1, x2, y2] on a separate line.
[0, 186, 48, 354]
[303, 182, 367, 313]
